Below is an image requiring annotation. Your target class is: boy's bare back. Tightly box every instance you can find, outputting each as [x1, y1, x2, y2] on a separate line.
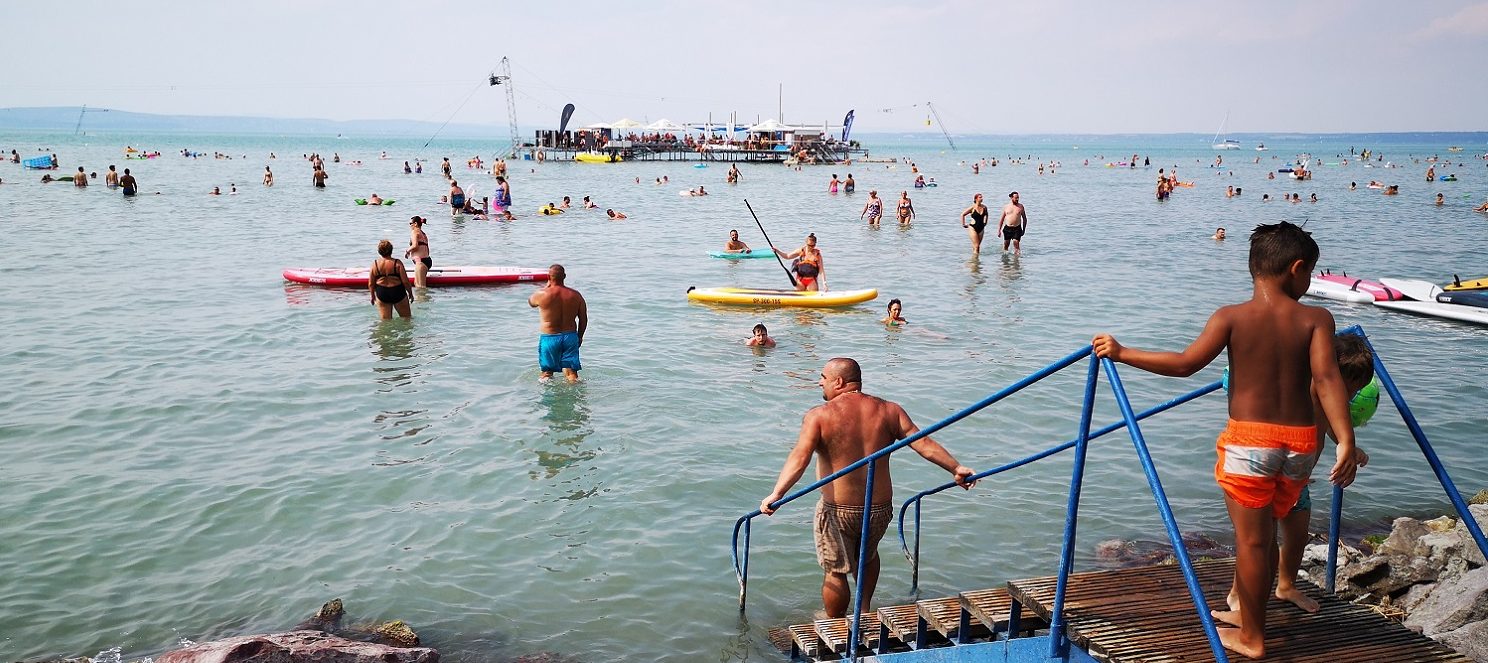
[1218, 297, 1337, 426]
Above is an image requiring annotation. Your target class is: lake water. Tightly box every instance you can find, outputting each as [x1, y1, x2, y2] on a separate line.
[2, 130, 1485, 662]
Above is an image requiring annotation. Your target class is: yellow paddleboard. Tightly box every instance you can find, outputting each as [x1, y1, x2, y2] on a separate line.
[1445, 275, 1488, 292]
[686, 287, 877, 308]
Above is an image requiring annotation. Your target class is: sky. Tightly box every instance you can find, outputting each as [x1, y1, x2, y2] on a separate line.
[3, 0, 1487, 134]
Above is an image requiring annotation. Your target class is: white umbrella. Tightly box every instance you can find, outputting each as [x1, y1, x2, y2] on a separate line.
[583, 122, 612, 130]
[610, 118, 644, 129]
[645, 118, 687, 132]
[747, 119, 785, 133]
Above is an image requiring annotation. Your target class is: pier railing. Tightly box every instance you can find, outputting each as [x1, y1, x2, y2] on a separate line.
[732, 325, 1488, 663]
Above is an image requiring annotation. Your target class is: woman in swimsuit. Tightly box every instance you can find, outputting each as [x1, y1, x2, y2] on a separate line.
[959, 193, 989, 255]
[369, 240, 413, 320]
[773, 233, 826, 292]
[882, 298, 907, 326]
[405, 216, 432, 287]
[860, 190, 883, 225]
[896, 191, 915, 225]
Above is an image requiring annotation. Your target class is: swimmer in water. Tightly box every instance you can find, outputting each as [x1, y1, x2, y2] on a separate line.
[1213, 227, 1226, 241]
[746, 323, 776, 348]
[606, 209, 628, 220]
[882, 299, 908, 326]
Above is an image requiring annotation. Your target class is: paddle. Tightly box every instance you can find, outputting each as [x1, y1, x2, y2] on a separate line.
[744, 199, 797, 288]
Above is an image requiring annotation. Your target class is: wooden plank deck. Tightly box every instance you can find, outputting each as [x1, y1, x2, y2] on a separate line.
[1007, 558, 1471, 663]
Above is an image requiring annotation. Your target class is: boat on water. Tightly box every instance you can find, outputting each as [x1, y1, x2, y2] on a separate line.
[1211, 111, 1241, 150]
[1448, 146, 1463, 152]
[1256, 143, 1267, 151]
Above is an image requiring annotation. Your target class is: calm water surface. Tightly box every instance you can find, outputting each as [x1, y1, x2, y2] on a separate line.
[1, 131, 1485, 661]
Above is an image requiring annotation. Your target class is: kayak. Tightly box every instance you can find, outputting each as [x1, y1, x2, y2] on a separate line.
[686, 286, 877, 308]
[708, 249, 775, 259]
[1446, 275, 1488, 292]
[1314, 271, 1403, 301]
[283, 265, 549, 287]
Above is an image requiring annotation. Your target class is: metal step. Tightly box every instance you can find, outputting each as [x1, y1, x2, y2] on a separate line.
[813, 613, 883, 656]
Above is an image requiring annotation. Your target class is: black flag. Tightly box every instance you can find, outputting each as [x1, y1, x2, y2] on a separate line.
[559, 103, 576, 135]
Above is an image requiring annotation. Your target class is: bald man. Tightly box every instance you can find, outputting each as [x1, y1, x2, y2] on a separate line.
[760, 358, 975, 618]
[528, 264, 588, 383]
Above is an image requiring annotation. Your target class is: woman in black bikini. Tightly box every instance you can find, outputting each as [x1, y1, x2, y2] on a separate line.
[959, 193, 989, 255]
[405, 216, 431, 287]
[369, 240, 413, 320]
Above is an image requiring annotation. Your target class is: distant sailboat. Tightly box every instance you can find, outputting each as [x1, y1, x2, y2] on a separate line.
[1212, 112, 1241, 150]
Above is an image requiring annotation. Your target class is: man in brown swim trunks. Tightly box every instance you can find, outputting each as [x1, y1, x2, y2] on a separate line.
[760, 358, 976, 618]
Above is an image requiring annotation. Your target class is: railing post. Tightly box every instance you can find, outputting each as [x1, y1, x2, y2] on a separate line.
[1102, 358, 1230, 663]
[849, 460, 879, 662]
[740, 519, 751, 611]
[1326, 484, 1343, 594]
[911, 499, 922, 593]
[1351, 337, 1488, 566]
[1049, 354, 1101, 657]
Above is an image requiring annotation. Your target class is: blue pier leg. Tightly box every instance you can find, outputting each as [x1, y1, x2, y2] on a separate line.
[1008, 600, 1022, 638]
[958, 606, 972, 645]
[1327, 484, 1344, 594]
[1049, 356, 1101, 657]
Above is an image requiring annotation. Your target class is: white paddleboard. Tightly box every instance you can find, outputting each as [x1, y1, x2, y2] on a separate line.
[1379, 278, 1441, 302]
[1375, 300, 1488, 327]
[1306, 278, 1375, 304]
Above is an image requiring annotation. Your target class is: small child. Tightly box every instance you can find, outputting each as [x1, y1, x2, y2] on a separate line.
[1226, 334, 1374, 615]
[883, 298, 908, 326]
[1094, 221, 1358, 659]
[746, 323, 775, 348]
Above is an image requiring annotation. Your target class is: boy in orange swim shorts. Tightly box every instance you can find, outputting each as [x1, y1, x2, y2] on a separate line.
[1094, 221, 1360, 659]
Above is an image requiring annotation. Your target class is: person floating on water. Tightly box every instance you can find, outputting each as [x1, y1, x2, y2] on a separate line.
[540, 202, 564, 216]
[998, 191, 1028, 256]
[606, 209, 627, 220]
[1093, 221, 1360, 659]
[724, 229, 750, 253]
[368, 193, 383, 205]
[882, 299, 907, 326]
[528, 264, 588, 384]
[1213, 227, 1226, 241]
[758, 357, 975, 619]
[774, 233, 825, 292]
[746, 323, 776, 348]
[368, 239, 414, 320]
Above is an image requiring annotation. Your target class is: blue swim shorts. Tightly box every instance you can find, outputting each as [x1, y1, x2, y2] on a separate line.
[538, 331, 581, 372]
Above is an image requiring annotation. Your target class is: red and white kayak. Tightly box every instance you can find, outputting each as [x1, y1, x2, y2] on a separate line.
[1315, 270, 1403, 301]
[283, 265, 549, 287]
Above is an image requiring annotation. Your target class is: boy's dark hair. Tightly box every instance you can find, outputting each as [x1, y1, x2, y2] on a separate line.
[1334, 334, 1375, 388]
[1249, 221, 1319, 277]
[753, 323, 767, 334]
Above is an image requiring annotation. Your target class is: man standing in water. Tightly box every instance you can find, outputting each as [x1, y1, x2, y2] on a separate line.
[997, 191, 1028, 255]
[528, 264, 588, 384]
[760, 358, 976, 618]
[119, 168, 138, 197]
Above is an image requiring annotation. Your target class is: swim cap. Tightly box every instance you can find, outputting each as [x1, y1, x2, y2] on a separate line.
[1349, 377, 1382, 428]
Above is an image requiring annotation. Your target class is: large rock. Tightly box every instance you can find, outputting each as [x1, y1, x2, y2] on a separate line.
[1404, 567, 1488, 637]
[154, 630, 438, 663]
[1434, 619, 1488, 662]
[1380, 517, 1432, 556]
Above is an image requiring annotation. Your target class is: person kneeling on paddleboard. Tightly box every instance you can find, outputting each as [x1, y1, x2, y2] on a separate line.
[774, 233, 826, 292]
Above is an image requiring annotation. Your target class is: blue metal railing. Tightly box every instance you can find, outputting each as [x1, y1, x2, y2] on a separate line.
[734, 325, 1486, 663]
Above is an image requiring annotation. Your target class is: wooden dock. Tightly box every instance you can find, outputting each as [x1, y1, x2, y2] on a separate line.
[772, 558, 1469, 662]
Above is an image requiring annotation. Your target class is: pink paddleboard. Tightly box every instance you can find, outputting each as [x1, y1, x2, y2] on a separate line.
[283, 265, 549, 287]
[1316, 270, 1404, 301]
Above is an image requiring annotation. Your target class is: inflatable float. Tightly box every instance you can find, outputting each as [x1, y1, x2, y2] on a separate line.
[1312, 270, 1403, 301]
[354, 199, 396, 206]
[574, 152, 622, 163]
[686, 286, 877, 308]
[283, 265, 549, 287]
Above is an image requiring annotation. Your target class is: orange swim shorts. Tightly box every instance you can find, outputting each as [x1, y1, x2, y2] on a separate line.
[1214, 419, 1319, 518]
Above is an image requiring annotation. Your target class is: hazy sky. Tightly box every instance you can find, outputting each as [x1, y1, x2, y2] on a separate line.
[5, 0, 1486, 134]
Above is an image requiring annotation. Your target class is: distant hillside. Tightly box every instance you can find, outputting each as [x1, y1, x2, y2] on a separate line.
[0, 107, 509, 138]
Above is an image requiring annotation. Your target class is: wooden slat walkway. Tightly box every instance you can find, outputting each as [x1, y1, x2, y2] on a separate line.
[1007, 558, 1471, 663]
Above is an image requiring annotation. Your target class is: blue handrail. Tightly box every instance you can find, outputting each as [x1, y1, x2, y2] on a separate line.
[730, 344, 1092, 609]
[735, 324, 1478, 663]
[897, 379, 1223, 589]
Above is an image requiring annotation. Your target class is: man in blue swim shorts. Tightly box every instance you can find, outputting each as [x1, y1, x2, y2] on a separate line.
[528, 264, 588, 383]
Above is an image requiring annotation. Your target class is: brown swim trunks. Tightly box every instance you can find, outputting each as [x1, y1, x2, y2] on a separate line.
[815, 501, 894, 575]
